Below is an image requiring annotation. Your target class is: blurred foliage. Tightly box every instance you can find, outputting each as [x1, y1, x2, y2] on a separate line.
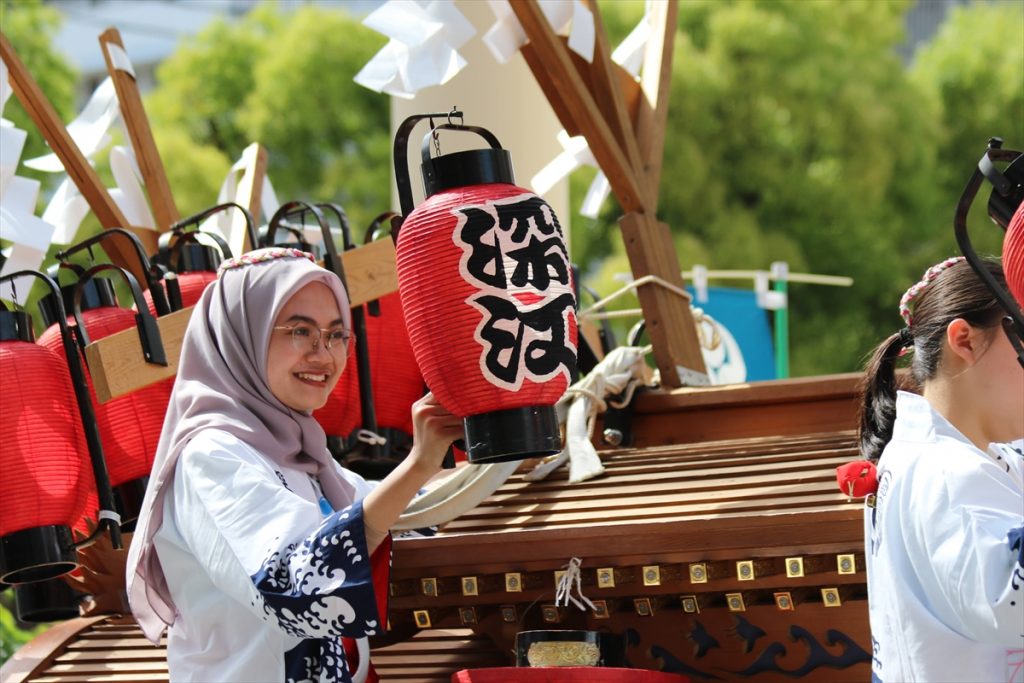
[579, 0, 1022, 375]
[0, 592, 47, 667]
[147, 3, 390, 231]
[0, 0, 76, 171]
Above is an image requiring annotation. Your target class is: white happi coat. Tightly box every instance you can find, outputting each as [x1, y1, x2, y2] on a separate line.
[865, 391, 1024, 683]
[153, 429, 382, 682]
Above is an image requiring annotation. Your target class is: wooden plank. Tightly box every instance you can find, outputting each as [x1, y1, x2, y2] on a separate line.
[0, 33, 148, 286]
[579, 0, 646, 189]
[99, 28, 178, 235]
[618, 211, 706, 386]
[237, 143, 267, 253]
[634, 0, 679, 202]
[511, 1, 646, 214]
[0, 616, 107, 683]
[84, 239, 399, 401]
[393, 509, 862, 574]
[84, 305, 188, 402]
[340, 236, 398, 309]
[520, 42, 581, 138]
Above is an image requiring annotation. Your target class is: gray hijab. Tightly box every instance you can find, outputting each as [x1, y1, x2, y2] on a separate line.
[126, 248, 353, 642]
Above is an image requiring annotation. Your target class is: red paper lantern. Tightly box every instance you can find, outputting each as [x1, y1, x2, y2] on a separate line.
[147, 234, 224, 313]
[393, 118, 576, 463]
[0, 308, 91, 584]
[38, 272, 171, 527]
[1005, 202, 1024, 309]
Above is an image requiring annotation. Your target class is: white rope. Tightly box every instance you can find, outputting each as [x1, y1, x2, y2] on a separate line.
[393, 460, 519, 531]
[580, 274, 691, 318]
[554, 557, 596, 612]
[351, 637, 370, 683]
[355, 429, 387, 446]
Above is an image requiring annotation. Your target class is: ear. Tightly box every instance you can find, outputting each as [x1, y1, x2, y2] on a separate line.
[945, 318, 981, 366]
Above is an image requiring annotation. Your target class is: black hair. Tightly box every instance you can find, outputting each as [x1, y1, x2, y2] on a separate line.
[858, 258, 1007, 462]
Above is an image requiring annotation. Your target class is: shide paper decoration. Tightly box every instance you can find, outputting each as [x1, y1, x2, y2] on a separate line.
[0, 59, 56, 300]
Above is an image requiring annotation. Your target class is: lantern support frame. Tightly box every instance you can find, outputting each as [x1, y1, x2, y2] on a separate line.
[0, 270, 123, 555]
[56, 228, 172, 317]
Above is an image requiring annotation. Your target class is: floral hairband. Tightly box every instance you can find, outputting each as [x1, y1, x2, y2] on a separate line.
[898, 256, 965, 326]
[218, 247, 316, 273]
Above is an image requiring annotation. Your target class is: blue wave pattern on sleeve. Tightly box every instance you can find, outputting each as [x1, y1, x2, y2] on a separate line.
[250, 500, 381, 642]
[284, 637, 350, 683]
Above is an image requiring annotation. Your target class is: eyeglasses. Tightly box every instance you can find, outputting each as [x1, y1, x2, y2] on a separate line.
[273, 323, 350, 355]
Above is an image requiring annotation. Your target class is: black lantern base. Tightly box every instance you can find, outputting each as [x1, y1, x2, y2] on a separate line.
[463, 405, 560, 464]
[114, 476, 149, 532]
[0, 525, 76, 585]
[14, 576, 85, 623]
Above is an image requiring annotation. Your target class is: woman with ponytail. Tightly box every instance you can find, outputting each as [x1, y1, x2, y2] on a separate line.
[858, 256, 1023, 683]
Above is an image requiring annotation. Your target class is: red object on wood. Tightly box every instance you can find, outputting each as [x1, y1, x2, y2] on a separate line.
[452, 668, 690, 683]
[314, 292, 422, 439]
[38, 307, 170, 490]
[142, 270, 218, 314]
[395, 183, 576, 462]
[1005, 202, 1024, 309]
[0, 339, 90, 537]
[835, 460, 879, 498]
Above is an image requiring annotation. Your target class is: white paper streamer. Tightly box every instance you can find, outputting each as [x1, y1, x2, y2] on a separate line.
[201, 142, 282, 254]
[108, 145, 156, 229]
[23, 77, 119, 173]
[355, 0, 475, 98]
[482, 0, 593, 65]
[105, 42, 136, 79]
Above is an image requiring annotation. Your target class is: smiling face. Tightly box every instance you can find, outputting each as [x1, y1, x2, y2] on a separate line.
[266, 282, 348, 413]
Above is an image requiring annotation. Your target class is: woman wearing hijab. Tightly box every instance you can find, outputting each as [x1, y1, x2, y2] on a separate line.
[126, 248, 463, 682]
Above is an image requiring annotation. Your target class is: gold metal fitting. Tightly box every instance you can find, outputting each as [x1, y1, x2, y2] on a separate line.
[642, 565, 662, 586]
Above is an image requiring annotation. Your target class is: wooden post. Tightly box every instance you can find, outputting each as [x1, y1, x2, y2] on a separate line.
[513, 0, 705, 386]
[511, 1, 645, 214]
[0, 32, 148, 286]
[234, 143, 268, 254]
[620, 211, 707, 387]
[99, 28, 178, 248]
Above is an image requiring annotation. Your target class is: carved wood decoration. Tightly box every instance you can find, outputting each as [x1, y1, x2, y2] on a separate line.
[0, 32, 149, 286]
[99, 28, 180, 235]
[511, 0, 706, 387]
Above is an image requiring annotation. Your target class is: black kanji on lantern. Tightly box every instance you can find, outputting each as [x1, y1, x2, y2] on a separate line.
[455, 193, 575, 391]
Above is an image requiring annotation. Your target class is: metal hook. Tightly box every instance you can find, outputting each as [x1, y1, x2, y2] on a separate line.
[447, 105, 463, 127]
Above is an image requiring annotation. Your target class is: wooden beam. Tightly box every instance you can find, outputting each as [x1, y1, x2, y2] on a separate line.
[0, 32, 149, 286]
[580, 0, 646, 189]
[511, 0, 646, 214]
[237, 143, 267, 253]
[635, 0, 679, 205]
[619, 211, 706, 387]
[85, 238, 400, 401]
[519, 42, 581, 138]
[99, 28, 179, 238]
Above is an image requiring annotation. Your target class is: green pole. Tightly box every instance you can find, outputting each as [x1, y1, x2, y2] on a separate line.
[771, 261, 789, 379]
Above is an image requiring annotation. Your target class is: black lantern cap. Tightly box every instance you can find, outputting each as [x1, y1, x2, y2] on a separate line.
[463, 405, 561, 463]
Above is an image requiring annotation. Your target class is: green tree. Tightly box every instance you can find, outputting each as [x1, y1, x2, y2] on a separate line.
[0, 0, 76, 168]
[148, 3, 390, 231]
[909, 0, 1024, 259]
[580, 0, 953, 376]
